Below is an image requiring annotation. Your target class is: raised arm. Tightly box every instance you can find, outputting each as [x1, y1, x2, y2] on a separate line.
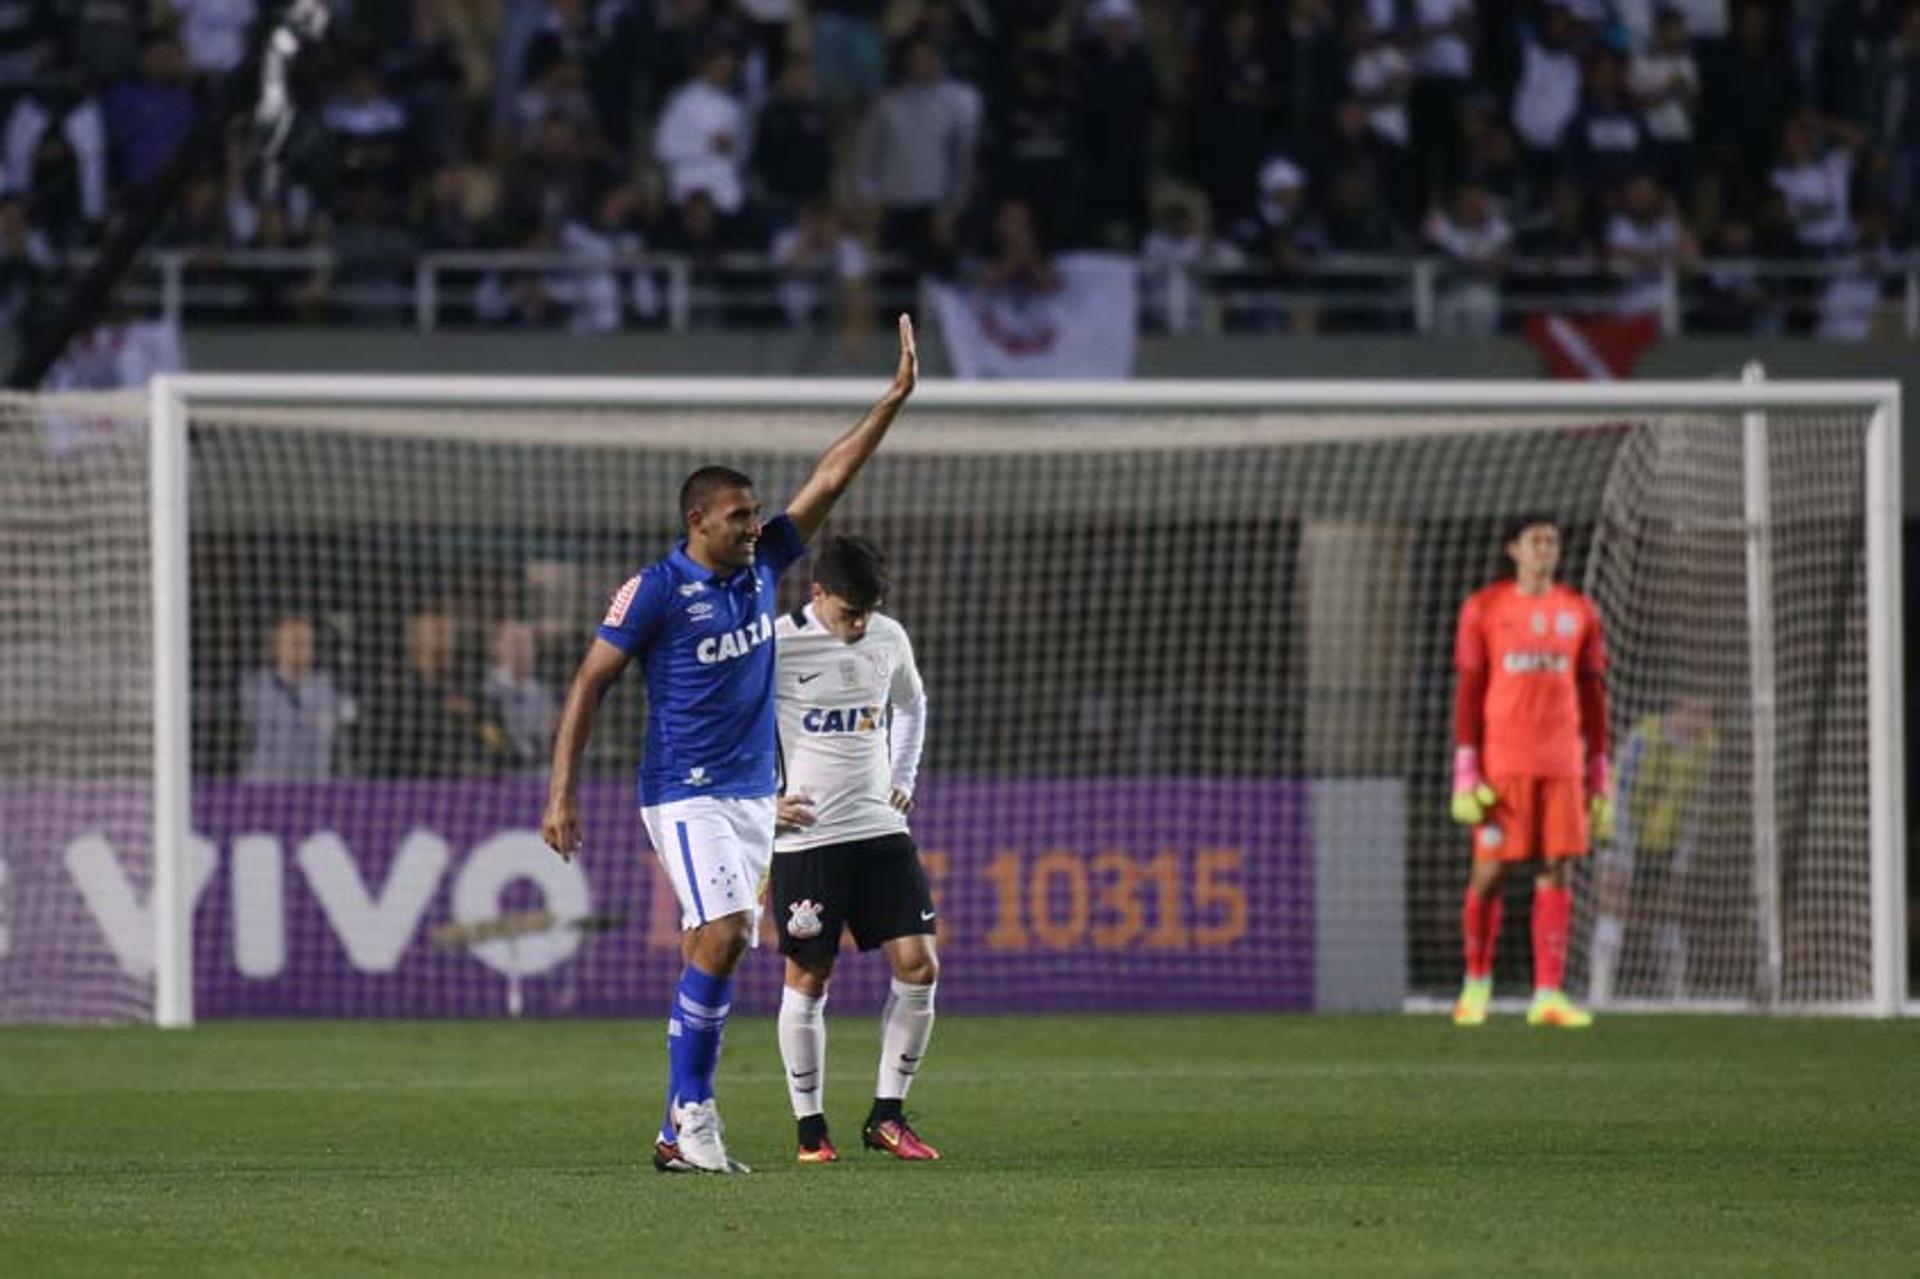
[542, 638, 632, 861]
[785, 313, 918, 541]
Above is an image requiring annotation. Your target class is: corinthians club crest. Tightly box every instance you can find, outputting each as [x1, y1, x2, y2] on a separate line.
[786, 899, 824, 940]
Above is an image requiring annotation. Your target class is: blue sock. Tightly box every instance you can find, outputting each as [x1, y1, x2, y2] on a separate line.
[665, 965, 732, 1130]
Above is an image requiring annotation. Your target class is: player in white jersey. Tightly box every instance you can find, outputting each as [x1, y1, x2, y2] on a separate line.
[771, 535, 941, 1163]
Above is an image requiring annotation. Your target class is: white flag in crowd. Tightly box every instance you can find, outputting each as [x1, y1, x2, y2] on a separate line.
[933, 253, 1138, 380]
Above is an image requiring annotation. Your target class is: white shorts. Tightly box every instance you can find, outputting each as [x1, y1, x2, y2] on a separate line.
[641, 795, 776, 932]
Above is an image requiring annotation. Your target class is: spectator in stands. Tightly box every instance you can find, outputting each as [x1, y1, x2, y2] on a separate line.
[233, 195, 326, 322]
[752, 59, 832, 220]
[382, 0, 470, 171]
[1426, 181, 1513, 335]
[973, 194, 1059, 295]
[1511, 0, 1585, 188]
[654, 40, 747, 218]
[240, 615, 354, 781]
[1563, 51, 1647, 197]
[860, 35, 977, 276]
[811, 0, 887, 115]
[155, 171, 232, 248]
[1272, 0, 1342, 145]
[0, 192, 50, 329]
[512, 43, 598, 152]
[626, 0, 705, 118]
[992, 45, 1079, 246]
[417, 166, 486, 251]
[560, 180, 660, 328]
[1457, 100, 1526, 211]
[478, 619, 558, 774]
[328, 174, 420, 324]
[1816, 203, 1898, 339]
[1628, 5, 1700, 198]
[1891, 6, 1920, 243]
[1512, 174, 1599, 303]
[368, 606, 480, 778]
[736, 0, 796, 103]
[1607, 173, 1694, 317]
[1140, 198, 1246, 332]
[1251, 153, 1320, 274]
[1770, 110, 1866, 254]
[653, 187, 737, 325]
[1812, 0, 1901, 133]
[167, 0, 257, 82]
[916, 0, 992, 96]
[475, 218, 570, 327]
[1305, 99, 1384, 221]
[4, 54, 107, 240]
[71, 0, 144, 87]
[323, 58, 413, 205]
[1075, 0, 1158, 250]
[1348, 12, 1418, 225]
[500, 111, 601, 237]
[104, 33, 196, 189]
[1410, 0, 1477, 198]
[1701, 2, 1801, 212]
[1183, 3, 1274, 238]
[0, 0, 56, 96]
[1318, 163, 1408, 331]
[1695, 216, 1777, 335]
[771, 199, 870, 338]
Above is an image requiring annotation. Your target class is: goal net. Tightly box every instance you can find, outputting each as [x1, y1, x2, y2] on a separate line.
[0, 380, 1902, 1022]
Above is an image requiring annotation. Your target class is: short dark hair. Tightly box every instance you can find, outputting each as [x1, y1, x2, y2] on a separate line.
[812, 534, 890, 610]
[1502, 511, 1560, 547]
[679, 465, 755, 520]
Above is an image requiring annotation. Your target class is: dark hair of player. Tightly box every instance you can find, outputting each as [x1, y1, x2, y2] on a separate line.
[679, 465, 755, 519]
[1502, 511, 1560, 547]
[812, 534, 891, 610]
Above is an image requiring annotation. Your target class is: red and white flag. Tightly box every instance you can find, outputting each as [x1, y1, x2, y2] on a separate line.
[1523, 313, 1661, 381]
[932, 253, 1138, 380]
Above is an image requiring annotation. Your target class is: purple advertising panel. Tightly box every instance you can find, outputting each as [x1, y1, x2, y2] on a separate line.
[9, 779, 1314, 1018]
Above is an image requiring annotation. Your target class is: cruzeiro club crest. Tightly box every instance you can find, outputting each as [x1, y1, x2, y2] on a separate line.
[786, 898, 824, 940]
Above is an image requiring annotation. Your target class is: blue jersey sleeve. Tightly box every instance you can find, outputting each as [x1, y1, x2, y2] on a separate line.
[758, 513, 808, 577]
[595, 567, 672, 655]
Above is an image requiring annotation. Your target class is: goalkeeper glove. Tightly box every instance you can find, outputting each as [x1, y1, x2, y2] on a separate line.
[1450, 747, 1498, 826]
[1587, 752, 1614, 843]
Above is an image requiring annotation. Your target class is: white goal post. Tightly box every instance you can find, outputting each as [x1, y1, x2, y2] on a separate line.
[6, 374, 1905, 1024]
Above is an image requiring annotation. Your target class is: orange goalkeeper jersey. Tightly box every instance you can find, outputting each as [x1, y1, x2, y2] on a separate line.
[1454, 580, 1607, 779]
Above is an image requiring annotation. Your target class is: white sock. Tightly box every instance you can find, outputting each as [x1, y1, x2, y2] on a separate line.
[778, 985, 827, 1119]
[876, 978, 935, 1102]
[1590, 915, 1624, 1006]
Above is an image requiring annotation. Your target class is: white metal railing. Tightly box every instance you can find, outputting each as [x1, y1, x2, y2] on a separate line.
[85, 248, 1920, 340]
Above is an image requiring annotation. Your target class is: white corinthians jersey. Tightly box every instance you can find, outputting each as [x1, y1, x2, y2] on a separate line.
[775, 605, 926, 852]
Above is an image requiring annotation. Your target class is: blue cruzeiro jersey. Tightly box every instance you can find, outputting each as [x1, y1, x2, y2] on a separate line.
[596, 514, 808, 807]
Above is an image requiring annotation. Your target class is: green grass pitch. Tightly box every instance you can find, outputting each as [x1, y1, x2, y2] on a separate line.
[5, 1014, 1917, 1276]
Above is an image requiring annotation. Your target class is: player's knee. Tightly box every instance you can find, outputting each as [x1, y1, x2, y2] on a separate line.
[893, 948, 939, 986]
[788, 961, 833, 998]
[691, 913, 752, 972]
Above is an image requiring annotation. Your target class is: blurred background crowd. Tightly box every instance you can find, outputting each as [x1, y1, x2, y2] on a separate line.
[1, 0, 1916, 337]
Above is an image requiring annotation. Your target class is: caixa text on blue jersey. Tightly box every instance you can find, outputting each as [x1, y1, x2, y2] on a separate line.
[693, 613, 774, 665]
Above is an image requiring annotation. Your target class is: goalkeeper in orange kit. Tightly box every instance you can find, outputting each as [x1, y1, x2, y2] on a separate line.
[1450, 514, 1612, 1028]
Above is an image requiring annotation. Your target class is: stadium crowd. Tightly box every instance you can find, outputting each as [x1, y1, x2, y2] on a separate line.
[0, 0, 1916, 335]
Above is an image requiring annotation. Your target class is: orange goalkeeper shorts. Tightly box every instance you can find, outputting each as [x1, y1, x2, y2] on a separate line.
[1473, 776, 1588, 863]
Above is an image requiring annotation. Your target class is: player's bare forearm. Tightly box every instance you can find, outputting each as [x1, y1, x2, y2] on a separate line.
[542, 642, 629, 859]
[787, 313, 917, 539]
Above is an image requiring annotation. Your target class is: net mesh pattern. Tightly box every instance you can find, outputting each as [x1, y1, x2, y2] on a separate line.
[0, 391, 1881, 1018]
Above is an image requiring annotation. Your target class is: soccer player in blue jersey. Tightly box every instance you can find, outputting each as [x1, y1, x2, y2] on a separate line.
[541, 315, 918, 1175]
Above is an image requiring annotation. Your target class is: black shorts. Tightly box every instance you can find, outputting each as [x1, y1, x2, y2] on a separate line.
[770, 833, 935, 963]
